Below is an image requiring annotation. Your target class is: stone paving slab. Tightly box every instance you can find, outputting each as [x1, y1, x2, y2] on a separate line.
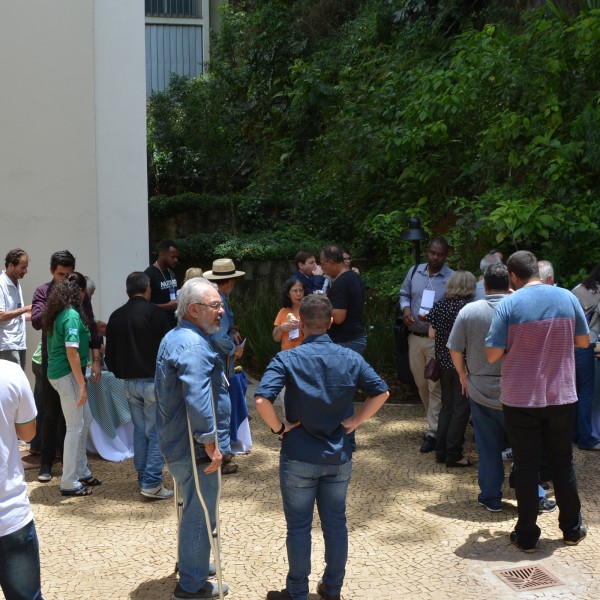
[11, 400, 600, 600]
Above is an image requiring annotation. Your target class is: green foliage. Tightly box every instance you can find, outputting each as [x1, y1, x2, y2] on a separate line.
[174, 229, 327, 263]
[147, 0, 600, 297]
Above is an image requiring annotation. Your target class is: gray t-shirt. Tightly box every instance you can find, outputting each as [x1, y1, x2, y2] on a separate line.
[447, 294, 507, 410]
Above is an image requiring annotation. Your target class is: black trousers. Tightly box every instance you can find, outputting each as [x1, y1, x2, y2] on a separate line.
[503, 402, 581, 546]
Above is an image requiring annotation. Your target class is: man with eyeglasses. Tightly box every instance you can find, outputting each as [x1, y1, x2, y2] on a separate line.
[155, 278, 231, 599]
[204, 258, 246, 474]
[105, 272, 173, 499]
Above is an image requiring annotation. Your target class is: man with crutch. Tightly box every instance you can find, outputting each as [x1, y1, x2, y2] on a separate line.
[155, 278, 230, 599]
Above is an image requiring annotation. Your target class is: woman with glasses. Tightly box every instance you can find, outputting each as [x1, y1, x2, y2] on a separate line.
[273, 278, 307, 350]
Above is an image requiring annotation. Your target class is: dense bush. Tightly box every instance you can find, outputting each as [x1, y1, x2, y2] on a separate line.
[148, 0, 600, 299]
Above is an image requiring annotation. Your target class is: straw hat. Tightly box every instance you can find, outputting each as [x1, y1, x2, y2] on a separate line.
[203, 258, 245, 280]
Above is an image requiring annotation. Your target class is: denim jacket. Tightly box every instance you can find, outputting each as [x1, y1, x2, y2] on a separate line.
[155, 319, 227, 463]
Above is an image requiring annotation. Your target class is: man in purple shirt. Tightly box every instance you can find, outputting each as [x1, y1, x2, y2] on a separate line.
[31, 250, 102, 483]
[486, 250, 589, 552]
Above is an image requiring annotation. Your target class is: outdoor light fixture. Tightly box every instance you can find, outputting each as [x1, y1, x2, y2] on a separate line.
[401, 217, 427, 267]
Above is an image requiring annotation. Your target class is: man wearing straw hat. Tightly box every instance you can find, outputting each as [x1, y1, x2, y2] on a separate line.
[204, 258, 246, 475]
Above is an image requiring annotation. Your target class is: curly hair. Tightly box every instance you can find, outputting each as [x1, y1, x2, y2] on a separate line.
[43, 272, 90, 335]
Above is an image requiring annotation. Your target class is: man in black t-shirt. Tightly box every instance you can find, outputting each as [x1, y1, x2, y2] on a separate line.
[320, 245, 367, 355]
[144, 240, 179, 328]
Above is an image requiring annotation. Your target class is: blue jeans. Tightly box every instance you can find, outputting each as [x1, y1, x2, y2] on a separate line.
[0, 520, 43, 600]
[167, 451, 218, 593]
[279, 455, 352, 600]
[336, 335, 367, 356]
[49, 373, 92, 491]
[574, 345, 600, 449]
[124, 379, 165, 489]
[503, 403, 581, 548]
[469, 400, 505, 510]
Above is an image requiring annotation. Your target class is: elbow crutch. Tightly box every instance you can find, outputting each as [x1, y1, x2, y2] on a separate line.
[173, 387, 225, 600]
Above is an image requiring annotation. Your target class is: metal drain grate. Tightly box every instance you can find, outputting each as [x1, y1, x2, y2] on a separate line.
[494, 565, 563, 591]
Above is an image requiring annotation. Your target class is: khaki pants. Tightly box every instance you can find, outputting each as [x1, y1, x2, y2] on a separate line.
[408, 333, 442, 437]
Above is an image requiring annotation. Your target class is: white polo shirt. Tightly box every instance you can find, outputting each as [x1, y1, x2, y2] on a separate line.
[0, 359, 36, 537]
[0, 271, 26, 351]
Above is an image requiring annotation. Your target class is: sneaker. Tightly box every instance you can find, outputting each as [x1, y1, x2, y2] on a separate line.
[477, 499, 502, 513]
[564, 525, 587, 546]
[141, 484, 174, 500]
[420, 435, 437, 453]
[173, 581, 228, 599]
[538, 497, 557, 513]
[501, 448, 513, 460]
[38, 465, 52, 482]
[509, 531, 536, 553]
[316, 579, 341, 600]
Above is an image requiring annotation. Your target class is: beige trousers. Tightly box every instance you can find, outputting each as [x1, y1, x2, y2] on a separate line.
[408, 333, 442, 437]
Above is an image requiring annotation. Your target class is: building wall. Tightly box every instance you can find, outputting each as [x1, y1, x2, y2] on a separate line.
[0, 0, 149, 362]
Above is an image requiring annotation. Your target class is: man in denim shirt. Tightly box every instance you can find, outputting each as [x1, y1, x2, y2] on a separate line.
[255, 295, 389, 600]
[155, 278, 230, 600]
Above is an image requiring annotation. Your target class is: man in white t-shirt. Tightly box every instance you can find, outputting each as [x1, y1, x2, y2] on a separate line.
[0, 359, 42, 599]
[0, 249, 32, 370]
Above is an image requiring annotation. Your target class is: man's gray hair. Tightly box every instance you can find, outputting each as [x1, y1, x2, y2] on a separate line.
[175, 277, 217, 322]
[479, 253, 501, 273]
[538, 260, 554, 283]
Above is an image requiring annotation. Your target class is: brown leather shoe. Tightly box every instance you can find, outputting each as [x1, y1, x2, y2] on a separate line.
[316, 580, 341, 600]
[221, 462, 238, 475]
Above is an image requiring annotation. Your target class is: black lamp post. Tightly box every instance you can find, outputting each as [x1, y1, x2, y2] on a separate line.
[400, 217, 427, 267]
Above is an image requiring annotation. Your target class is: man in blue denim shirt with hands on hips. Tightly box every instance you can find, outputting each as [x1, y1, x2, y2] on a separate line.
[255, 295, 389, 600]
[155, 278, 230, 600]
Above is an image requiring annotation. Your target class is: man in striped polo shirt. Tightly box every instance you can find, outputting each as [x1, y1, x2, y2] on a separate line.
[485, 250, 589, 552]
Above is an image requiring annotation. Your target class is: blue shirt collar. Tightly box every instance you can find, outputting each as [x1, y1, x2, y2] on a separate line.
[301, 333, 332, 344]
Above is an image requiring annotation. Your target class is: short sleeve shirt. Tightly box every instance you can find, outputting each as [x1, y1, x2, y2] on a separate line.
[0, 360, 37, 536]
[47, 308, 91, 380]
[328, 270, 366, 343]
[273, 308, 303, 350]
[0, 271, 26, 351]
[486, 284, 589, 407]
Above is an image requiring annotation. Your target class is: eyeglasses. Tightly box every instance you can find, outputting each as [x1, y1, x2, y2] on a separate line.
[193, 301, 224, 310]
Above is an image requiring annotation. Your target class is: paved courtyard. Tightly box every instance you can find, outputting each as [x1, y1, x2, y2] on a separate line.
[15, 392, 600, 600]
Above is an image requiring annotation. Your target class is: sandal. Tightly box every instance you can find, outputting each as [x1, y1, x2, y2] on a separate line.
[79, 476, 102, 486]
[61, 486, 93, 497]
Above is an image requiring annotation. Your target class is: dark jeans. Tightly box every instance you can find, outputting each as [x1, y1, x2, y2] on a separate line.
[436, 369, 470, 465]
[0, 520, 43, 600]
[40, 360, 66, 469]
[503, 403, 582, 547]
[574, 345, 600, 449]
[29, 361, 45, 452]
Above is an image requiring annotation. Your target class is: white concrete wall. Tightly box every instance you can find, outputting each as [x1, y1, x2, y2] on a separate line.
[0, 0, 148, 361]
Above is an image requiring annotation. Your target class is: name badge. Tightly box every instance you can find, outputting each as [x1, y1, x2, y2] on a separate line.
[169, 289, 177, 301]
[419, 289, 435, 315]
